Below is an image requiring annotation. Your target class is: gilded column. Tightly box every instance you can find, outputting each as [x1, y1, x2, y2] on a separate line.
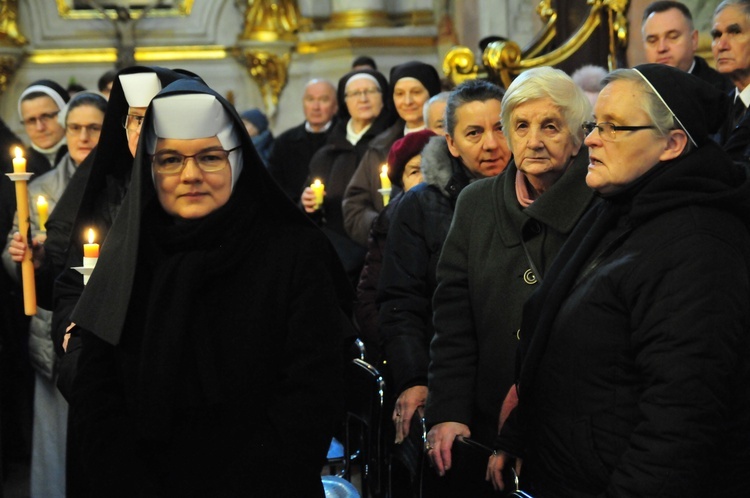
[0, 0, 26, 97]
[325, 0, 390, 29]
[236, 0, 303, 116]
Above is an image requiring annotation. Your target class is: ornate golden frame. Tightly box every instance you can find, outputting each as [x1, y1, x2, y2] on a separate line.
[55, 0, 194, 20]
[444, 0, 630, 88]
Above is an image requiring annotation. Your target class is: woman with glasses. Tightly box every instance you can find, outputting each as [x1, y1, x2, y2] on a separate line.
[424, 67, 595, 496]
[490, 65, 750, 496]
[12, 67, 200, 497]
[3, 90, 106, 498]
[68, 78, 348, 497]
[302, 68, 395, 286]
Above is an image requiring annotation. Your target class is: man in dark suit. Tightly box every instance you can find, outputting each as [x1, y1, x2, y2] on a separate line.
[642, 1, 734, 93]
[711, 0, 750, 162]
[267, 78, 338, 200]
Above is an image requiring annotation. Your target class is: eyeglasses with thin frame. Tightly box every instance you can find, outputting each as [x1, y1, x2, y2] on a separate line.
[66, 123, 103, 136]
[582, 121, 657, 142]
[122, 113, 145, 131]
[151, 146, 240, 175]
[20, 111, 60, 128]
[344, 88, 381, 100]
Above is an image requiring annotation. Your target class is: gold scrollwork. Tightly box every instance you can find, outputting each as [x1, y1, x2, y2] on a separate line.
[442, 46, 484, 87]
[0, 0, 26, 46]
[238, 0, 302, 42]
[240, 50, 290, 117]
[443, 0, 630, 87]
[0, 54, 20, 94]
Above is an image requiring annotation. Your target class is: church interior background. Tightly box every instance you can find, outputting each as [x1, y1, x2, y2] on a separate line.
[0, 0, 724, 139]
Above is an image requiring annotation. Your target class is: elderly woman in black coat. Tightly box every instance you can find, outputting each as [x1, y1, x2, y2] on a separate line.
[424, 67, 595, 496]
[490, 64, 750, 497]
[69, 79, 348, 497]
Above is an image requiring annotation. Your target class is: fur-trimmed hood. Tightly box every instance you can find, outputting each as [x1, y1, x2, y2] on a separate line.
[420, 135, 463, 197]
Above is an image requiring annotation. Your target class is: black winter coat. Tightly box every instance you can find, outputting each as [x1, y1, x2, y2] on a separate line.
[504, 141, 750, 497]
[377, 137, 474, 396]
[426, 151, 595, 446]
[267, 120, 333, 200]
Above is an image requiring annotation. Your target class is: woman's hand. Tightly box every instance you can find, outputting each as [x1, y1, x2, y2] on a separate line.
[486, 451, 523, 492]
[426, 421, 471, 476]
[7, 231, 46, 269]
[393, 385, 427, 444]
[300, 186, 321, 213]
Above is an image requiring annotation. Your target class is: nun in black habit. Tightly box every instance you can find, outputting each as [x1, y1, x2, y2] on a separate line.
[68, 79, 348, 496]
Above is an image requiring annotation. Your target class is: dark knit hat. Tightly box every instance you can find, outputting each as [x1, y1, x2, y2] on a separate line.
[632, 63, 731, 147]
[387, 129, 436, 187]
[17, 79, 71, 119]
[389, 61, 442, 98]
[240, 108, 269, 133]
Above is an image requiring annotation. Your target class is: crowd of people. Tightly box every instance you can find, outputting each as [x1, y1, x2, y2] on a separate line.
[0, 1, 749, 497]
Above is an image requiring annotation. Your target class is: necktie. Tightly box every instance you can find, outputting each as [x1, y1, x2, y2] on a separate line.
[733, 97, 746, 128]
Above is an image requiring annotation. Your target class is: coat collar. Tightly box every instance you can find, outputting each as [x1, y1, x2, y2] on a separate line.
[493, 152, 595, 247]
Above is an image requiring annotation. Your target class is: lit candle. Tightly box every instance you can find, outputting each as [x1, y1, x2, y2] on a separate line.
[311, 178, 325, 210]
[380, 164, 391, 206]
[9, 147, 35, 315]
[83, 228, 99, 260]
[12, 147, 26, 173]
[37, 195, 48, 232]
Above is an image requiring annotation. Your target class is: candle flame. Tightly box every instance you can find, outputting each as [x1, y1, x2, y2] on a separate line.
[13, 147, 22, 159]
[87, 228, 95, 244]
[313, 178, 322, 187]
[37, 195, 47, 206]
[381, 164, 388, 175]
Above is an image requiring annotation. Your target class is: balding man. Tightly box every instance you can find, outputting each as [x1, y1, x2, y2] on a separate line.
[267, 78, 338, 200]
[642, 1, 733, 92]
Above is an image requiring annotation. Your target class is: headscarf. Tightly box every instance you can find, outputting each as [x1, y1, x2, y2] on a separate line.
[632, 63, 731, 147]
[47, 66, 204, 271]
[71, 78, 343, 346]
[389, 61, 442, 98]
[17, 79, 70, 121]
[335, 67, 395, 126]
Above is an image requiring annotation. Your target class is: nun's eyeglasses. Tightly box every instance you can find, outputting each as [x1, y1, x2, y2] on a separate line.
[122, 113, 145, 131]
[151, 146, 240, 175]
[582, 121, 656, 142]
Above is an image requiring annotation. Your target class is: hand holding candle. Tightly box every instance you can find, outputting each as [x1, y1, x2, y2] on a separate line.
[310, 179, 325, 210]
[8, 147, 36, 315]
[379, 164, 391, 206]
[37, 195, 48, 232]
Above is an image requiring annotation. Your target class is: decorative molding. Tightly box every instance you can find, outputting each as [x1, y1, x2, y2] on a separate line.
[55, 0, 194, 19]
[27, 45, 228, 64]
[324, 9, 390, 30]
[297, 35, 435, 54]
[390, 9, 434, 27]
[0, 0, 26, 46]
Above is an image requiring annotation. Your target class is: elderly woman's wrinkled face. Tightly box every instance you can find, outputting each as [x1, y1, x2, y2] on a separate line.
[446, 99, 510, 177]
[508, 97, 579, 190]
[584, 80, 669, 194]
[345, 79, 383, 128]
[401, 154, 423, 192]
[153, 136, 232, 219]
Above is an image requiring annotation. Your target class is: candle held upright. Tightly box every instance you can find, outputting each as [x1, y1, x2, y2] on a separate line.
[81, 228, 99, 285]
[379, 164, 392, 206]
[37, 195, 48, 231]
[7, 147, 36, 315]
